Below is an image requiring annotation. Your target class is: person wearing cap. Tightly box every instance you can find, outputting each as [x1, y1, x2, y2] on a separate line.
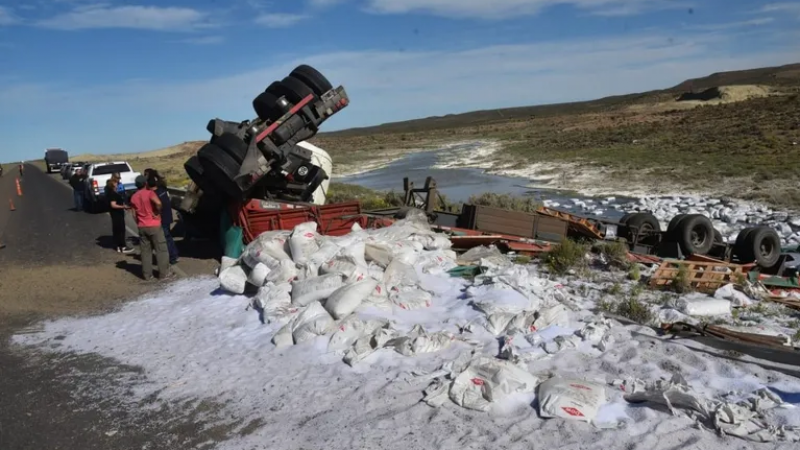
[129, 175, 173, 281]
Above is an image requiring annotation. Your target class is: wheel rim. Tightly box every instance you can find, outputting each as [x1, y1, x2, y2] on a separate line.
[690, 226, 708, 247]
[759, 240, 774, 259]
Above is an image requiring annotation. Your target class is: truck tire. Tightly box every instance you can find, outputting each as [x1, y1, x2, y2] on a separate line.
[675, 214, 714, 255]
[734, 227, 757, 261]
[290, 64, 333, 96]
[619, 212, 659, 242]
[713, 229, 723, 243]
[268, 77, 315, 104]
[738, 226, 781, 268]
[213, 133, 248, 164]
[184, 156, 216, 194]
[666, 214, 689, 235]
[252, 91, 287, 122]
[197, 143, 242, 199]
[618, 213, 633, 225]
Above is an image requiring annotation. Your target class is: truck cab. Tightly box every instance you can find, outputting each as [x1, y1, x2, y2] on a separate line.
[44, 148, 69, 173]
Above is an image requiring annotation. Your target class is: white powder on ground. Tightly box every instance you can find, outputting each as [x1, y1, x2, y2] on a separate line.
[12, 272, 800, 450]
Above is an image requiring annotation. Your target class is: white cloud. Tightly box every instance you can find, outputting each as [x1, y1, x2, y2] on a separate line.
[363, 0, 685, 19]
[36, 4, 215, 31]
[254, 13, 310, 27]
[180, 35, 225, 45]
[690, 17, 775, 31]
[0, 6, 19, 25]
[761, 3, 800, 13]
[0, 30, 795, 135]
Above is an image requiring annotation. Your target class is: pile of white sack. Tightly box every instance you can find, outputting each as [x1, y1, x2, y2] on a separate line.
[217, 216, 461, 357]
[215, 218, 799, 442]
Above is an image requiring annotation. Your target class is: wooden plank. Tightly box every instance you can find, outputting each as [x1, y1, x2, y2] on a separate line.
[649, 259, 752, 293]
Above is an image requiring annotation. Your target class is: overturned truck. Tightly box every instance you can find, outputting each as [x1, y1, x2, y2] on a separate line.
[176, 64, 348, 240]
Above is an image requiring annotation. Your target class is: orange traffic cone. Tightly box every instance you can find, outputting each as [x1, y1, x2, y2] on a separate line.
[9, 198, 15, 211]
[15, 178, 22, 196]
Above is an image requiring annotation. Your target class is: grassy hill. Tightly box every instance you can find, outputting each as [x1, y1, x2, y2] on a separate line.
[310, 62, 800, 206]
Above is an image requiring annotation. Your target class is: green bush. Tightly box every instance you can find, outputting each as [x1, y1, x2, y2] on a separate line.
[467, 192, 541, 214]
[326, 183, 405, 210]
[596, 241, 630, 269]
[615, 297, 654, 324]
[672, 264, 692, 293]
[544, 239, 589, 275]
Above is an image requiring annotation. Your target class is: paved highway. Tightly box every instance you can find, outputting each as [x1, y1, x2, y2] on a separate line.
[0, 163, 222, 449]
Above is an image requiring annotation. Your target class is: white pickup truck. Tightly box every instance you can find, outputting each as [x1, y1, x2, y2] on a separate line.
[83, 161, 142, 212]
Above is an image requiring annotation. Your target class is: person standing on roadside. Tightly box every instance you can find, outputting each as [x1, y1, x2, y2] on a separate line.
[149, 170, 179, 265]
[19, 163, 24, 177]
[105, 178, 134, 254]
[69, 168, 85, 211]
[130, 175, 173, 281]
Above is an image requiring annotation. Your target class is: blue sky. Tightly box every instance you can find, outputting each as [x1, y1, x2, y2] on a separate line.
[0, 0, 798, 162]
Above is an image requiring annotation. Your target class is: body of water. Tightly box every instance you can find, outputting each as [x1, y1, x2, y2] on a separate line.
[339, 143, 635, 220]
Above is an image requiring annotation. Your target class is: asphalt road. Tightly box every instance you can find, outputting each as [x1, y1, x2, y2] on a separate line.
[0, 164, 226, 450]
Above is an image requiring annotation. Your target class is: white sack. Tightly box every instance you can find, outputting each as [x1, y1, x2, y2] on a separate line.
[219, 265, 247, 295]
[390, 286, 433, 310]
[531, 304, 571, 331]
[265, 259, 299, 284]
[255, 283, 292, 310]
[385, 325, 454, 356]
[325, 278, 379, 320]
[219, 256, 237, 273]
[292, 301, 335, 344]
[383, 259, 419, 291]
[361, 282, 392, 310]
[247, 262, 270, 286]
[364, 242, 391, 267]
[306, 241, 340, 267]
[295, 262, 320, 281]
[538, 377, 607, 422]
[254, 283, 297, 323]
[714, 284, 754, 308]
[291, 274, 344, 307]
[338, 240, 367, 267]
[457, 245, 502, 265]
[416, 251, 458, 274]
[448, 356, 540, 411]
[328, 316, 389, 352]
[289, 222, 320, 264]
[246, 230, 292, 263]
[320, 255, 365, 280]
[678, 296, 731, 316]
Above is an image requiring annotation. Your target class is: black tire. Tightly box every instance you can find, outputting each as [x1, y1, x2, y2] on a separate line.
[675, 214, 715, 255]
[713, 229, 723, 243]
[290, 64, 333, 96]
[619, 213, 634, 225]
[252, 91, 287, 122]
[740, 226, 781, 268]
[184, 155, 216, 194]
[197, 143, 242, 199]
[620, 212, 660, 242]
[267, 76, 315, 104]
[213, 133, 248, 164]
[734, 227, 758, 260]
[667, 214, 689, 235]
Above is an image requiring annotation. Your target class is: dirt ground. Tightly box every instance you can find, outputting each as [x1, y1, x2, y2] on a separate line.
[0, 165, 233, 449]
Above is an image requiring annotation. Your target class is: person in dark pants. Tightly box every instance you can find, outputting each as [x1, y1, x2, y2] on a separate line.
[130, 175, 172, 281]
[105, 178, 134, 254]
[150, 170, 179, 265]
[69, 168, 85, 211]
